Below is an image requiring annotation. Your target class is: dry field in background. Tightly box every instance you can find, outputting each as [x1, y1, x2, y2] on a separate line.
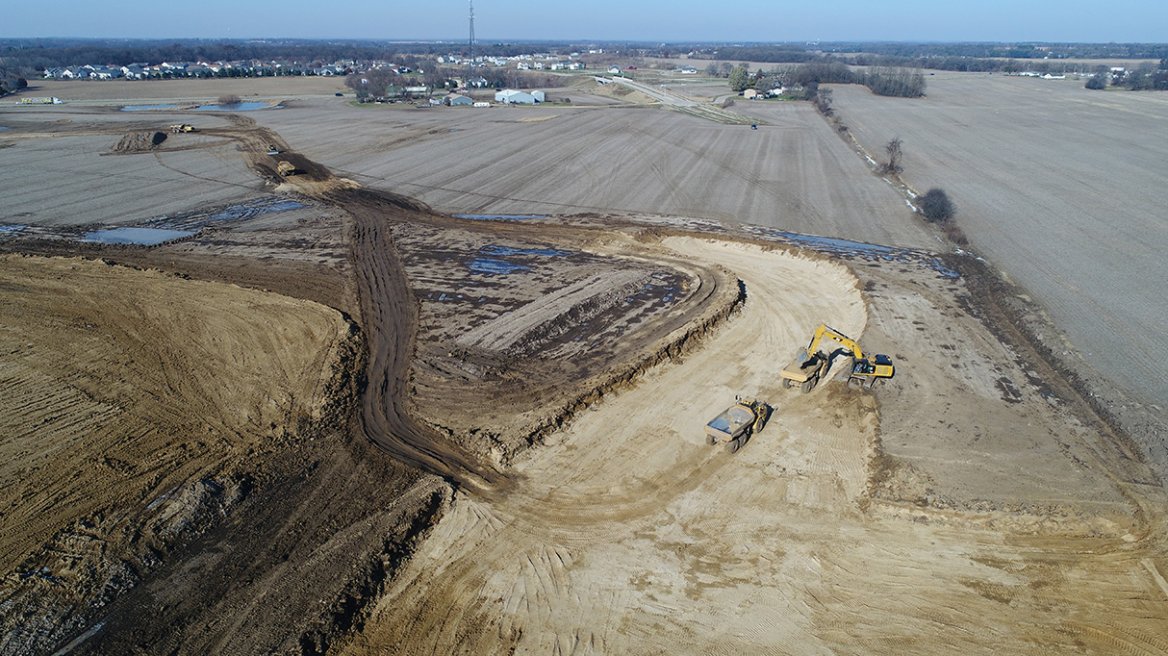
[828, 73, 1168, 414]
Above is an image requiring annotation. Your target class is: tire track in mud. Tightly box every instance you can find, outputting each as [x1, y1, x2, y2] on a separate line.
[338, 188, 514, 495]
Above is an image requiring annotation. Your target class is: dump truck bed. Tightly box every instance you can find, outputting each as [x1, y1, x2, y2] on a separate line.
[780, 349, 827, 384]
[705, 404, 756, 441]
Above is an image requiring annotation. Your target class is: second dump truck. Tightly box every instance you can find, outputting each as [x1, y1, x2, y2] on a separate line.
[704, 397, 770, 453]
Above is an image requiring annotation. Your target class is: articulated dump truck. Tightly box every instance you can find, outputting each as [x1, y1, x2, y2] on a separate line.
[704, 397, 770, 454]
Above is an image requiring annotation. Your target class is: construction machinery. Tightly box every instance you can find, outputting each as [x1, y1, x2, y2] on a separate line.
[276, 161, 298, 177]
[779, 324, 894, 392]
[169, 124, 196, 133]
[704, 397, 770, 453]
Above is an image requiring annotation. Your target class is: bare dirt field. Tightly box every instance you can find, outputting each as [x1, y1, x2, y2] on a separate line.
[827, 74, 1168, 450]
[23, 77, 348, 103]
[1, 79, 1165, 655]
[252, 96, 936, 248]
[0, 109, 264, 227]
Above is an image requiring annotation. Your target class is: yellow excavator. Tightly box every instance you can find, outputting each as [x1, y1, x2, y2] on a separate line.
[779, 324, 894, 392]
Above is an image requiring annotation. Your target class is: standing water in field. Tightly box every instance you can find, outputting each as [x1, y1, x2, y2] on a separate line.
[81, 227, 194, 245]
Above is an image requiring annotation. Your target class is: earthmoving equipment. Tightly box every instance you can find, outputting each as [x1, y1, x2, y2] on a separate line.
[704, 397, 770, 453]
[267, 145, 281, 155]
[169, 124, 196, 133]
[276, 161, 298, 177]
[779, 324, 894, 392]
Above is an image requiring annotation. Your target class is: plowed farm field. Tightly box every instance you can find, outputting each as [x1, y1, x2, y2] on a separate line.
[829, 74, 1168, 419]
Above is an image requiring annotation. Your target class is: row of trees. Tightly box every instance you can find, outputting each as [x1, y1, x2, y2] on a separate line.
[729, 62, 925, 98]
[1086, 61, 1168, 91]
[0, 62, 27, 95]
[344, 66, 559, 99]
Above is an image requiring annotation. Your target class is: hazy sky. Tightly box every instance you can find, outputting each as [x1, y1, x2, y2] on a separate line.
[5, 0, 1167, 42]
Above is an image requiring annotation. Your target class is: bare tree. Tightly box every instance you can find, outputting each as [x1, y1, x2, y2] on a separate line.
[879, 137, 903, 175]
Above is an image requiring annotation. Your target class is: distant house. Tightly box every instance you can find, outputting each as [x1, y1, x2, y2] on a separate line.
[446, 93, 473, 106]
[743, 88, 759, 100]
[607, 66, 621, 74]
[494, 89, 542, 104]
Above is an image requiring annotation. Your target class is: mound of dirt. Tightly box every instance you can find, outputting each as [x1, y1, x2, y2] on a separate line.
[111, 130, 166, 153]
[0, 255, 352, 654]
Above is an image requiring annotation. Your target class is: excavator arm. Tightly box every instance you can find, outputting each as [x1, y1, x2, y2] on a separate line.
[806, 324, 864, 361]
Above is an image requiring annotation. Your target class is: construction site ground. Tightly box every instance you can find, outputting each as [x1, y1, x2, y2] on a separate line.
[1, 80, 1166, 655]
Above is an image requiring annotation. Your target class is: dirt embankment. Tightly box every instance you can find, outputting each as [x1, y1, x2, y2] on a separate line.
[0, 255, 364, 653]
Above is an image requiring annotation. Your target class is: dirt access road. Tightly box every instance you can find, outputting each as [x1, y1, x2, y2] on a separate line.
[343, 238, 1168, 655]
[340, 188, 510, 493]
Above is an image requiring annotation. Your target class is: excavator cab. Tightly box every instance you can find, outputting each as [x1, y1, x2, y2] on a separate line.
[849, 354, 894, 388]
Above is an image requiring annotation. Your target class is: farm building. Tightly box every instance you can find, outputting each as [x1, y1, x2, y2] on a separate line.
[494, 89, 545, 105]
[446, 93, 473, 106]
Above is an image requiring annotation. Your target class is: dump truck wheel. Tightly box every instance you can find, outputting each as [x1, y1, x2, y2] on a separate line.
[801, 379, 814, 393]
[782, 378, 792, 389]
[707, 434, 717, 445]
[727, 438, 741, 454]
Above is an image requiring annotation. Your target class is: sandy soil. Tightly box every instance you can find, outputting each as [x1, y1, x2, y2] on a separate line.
[827, 74, 1168, 438]
[342, 238, 1166, 655]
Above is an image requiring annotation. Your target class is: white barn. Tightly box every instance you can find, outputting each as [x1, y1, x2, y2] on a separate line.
[494, 89, 545, 105]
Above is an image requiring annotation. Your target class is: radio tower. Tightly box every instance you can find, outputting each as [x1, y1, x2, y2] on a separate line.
[467, 0, 476, 89]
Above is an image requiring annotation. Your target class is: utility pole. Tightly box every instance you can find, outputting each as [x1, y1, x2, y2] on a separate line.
[467, 0, 475, 89]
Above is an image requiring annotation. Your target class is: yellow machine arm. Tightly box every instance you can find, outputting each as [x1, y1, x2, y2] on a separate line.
[806, 324, 864, 360]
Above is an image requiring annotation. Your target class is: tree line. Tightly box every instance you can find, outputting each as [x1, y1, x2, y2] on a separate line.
[728, 61, 926, 98]
[1086, 61, 1168, 91]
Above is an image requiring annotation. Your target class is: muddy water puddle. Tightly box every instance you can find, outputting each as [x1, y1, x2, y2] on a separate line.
[122, 102, 278, 112]
[469, 258, 529, 275]
[452, 213, 547, 222]
[82, 227, 195, 245]
[121, 104, 183, 112]
[467, 243, 572, 276]
[194, 101, 276, 111]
